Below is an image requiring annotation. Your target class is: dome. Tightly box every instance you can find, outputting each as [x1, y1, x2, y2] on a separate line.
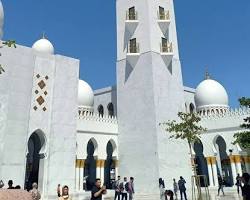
[78, 80, 94, 107]
[0, 1, 4, 39]
[32, 37, 54, 55]
[194, 78, 229, 110]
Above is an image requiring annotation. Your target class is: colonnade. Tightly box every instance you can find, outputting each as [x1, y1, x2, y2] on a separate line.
[206, 155, 250, 187]
[75, 159, 119, 191]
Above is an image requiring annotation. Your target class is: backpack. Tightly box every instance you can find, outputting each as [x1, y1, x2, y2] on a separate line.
[125, 182, 129, 192]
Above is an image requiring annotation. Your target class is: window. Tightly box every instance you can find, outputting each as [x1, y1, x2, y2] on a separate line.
[107, 103, 114, 117]
[159, 6, 165, 20]
[129, 38, 137, 53]
[128, 7, 136, 20]
[98, 105, 104, 117]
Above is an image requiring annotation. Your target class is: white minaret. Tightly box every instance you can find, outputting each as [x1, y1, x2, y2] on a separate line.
[116, 0, 192, 199]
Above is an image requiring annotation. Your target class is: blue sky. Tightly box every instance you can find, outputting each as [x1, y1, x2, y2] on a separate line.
[3, 0, 250, 107]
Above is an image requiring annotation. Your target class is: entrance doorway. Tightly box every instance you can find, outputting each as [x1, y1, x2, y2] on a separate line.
[24, 130, 45, 191]
[104, 141, 115, 189]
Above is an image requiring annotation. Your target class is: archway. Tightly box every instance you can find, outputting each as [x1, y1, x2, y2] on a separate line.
[24, 130, 45, 191]
[190, 103, 195, 113]
[84, 139, 97, 190]
[193, 141, 209, 187]
[215, 136, 233, 186]
[104, 141, 115, 189]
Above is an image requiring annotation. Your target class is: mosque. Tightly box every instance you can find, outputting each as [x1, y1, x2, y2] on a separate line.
[0, 0, 249, 199]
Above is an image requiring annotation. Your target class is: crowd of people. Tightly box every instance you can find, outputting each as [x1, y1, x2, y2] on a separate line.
[0, 179, 41, 200]
[113, 176, 135, 200]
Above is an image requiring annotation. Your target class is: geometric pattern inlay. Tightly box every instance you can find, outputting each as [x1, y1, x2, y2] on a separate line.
[38, 80, 46, 90]
[36, 96, 45, 105]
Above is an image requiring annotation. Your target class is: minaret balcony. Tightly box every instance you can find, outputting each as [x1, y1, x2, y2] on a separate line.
[160, 42, 173, 67]
[157, 11, 171, 35]
[126, 43, 140, 67]
[125, 11, 139, 34]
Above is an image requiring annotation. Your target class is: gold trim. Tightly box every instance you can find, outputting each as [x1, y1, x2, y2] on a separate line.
[229, 155, 235, 163]
[242, 156, 250, 163]
[211, 157, 217, 164]
[114, 160, 119, 168]
[206, 157, 212, 165]
[234, 155, 241, 163]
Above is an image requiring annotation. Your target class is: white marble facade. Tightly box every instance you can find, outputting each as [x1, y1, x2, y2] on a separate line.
[0, 0, 249, 200]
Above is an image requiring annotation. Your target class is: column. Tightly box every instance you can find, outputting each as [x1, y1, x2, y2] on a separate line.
[235, 155, 242, 176]
[211, 157, 218, 187]
[96, 159, 101, 179]
[229, 155, 237, 183]
[115, 160, 119, 178]
[100, 160, 105, 185]
[79, 160, 84, 190]
[75, 159, 80, 191]
[243, 156, 250, 173]
[206, 157, 214, 187]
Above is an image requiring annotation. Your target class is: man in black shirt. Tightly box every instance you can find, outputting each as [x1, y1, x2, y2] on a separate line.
[91, 179, 107, 200]
[242, 173, 250, 200]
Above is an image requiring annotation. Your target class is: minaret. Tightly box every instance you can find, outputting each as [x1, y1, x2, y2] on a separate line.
[116, 0, 191, 199]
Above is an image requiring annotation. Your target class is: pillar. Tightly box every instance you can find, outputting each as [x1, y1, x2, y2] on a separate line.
[242, 156, 250, 173]
[100, 160, 105, 185]
[75, 159, 80, 191]
[115, 160, 119, 178]
[96, 159, 101, 179]
[206, 157, 214, 187]
[79, 160, 85, 190]
[229, 155, 237, 183]
[235, 155, 242, 176]
[211, 157, 218, 187]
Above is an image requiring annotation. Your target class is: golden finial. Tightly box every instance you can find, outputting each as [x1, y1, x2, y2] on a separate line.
[205, 68, 210, 80]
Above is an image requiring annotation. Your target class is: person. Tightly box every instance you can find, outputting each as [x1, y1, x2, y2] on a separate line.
[57, 184, 61, 197]
[217, 175, 225, 196]
[119, 177, 128, 200]
[159, 178, 165, 200]
[173, 178, 178, 200]
[15, 185, 21, 189]
[0, 180, 4, 188]
[59, 185, 72, 200]
[241, 173, 250, 200]
[91, 179, 107, 200]
[114, 176, 121, 200]
[165, 190, 174, 200]
[128, 177, 134, 200]
[29, 182, 41, 200]
[236, 174, 242, 195]
[178, 176, 187, 200]
[7, 180, 14, 189]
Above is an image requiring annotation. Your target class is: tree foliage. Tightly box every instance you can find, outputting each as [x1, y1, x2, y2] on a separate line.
[0, 40, 16, 74]
[161, 112, 206, 146]
[233, 97, 250, 149]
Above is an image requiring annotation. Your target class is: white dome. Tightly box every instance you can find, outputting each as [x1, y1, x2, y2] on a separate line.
[32, 38, 54, 54]
[194, 78, 229, 110]
[78, 80, 94, 107]
[0, 1, 4, 39]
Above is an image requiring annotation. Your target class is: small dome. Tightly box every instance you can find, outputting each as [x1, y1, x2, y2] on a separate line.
[0, 1, 4, 39]
[194, 78, 229, 110]
[32, 37, 54, 55]
[78, 80, 94, 107]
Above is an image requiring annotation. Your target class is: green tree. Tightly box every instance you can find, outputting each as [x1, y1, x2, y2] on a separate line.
[233, 97, 250, 149]
[161, 112, 207, 200]
[0, 40, 16, 74]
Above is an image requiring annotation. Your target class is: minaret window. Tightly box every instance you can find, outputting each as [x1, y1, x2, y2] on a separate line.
[161, 37, 172, 53]
[129, 38, 138, 53]
[128, 7, 136, 20]
[159, 6, 165, 20]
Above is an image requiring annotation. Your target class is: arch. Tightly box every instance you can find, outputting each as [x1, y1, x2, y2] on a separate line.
[107, 102, 114, 117]
[104, 140, 116, 189]
[193, 141, 209, 187]
[84, 138, 98, 191]
[213, 135, 233, 186]
[189, 103, 195, 113]
[185, 103, 188, 113]
[98, 104, 104, 117]
[24, 130, 46, 191]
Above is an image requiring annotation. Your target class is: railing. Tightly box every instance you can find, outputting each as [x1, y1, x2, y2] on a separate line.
[126, 11, 138, 20]
[127, 43, 140, 54]
[160, 42, 173, 53]
[158, 11, 170, 20]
